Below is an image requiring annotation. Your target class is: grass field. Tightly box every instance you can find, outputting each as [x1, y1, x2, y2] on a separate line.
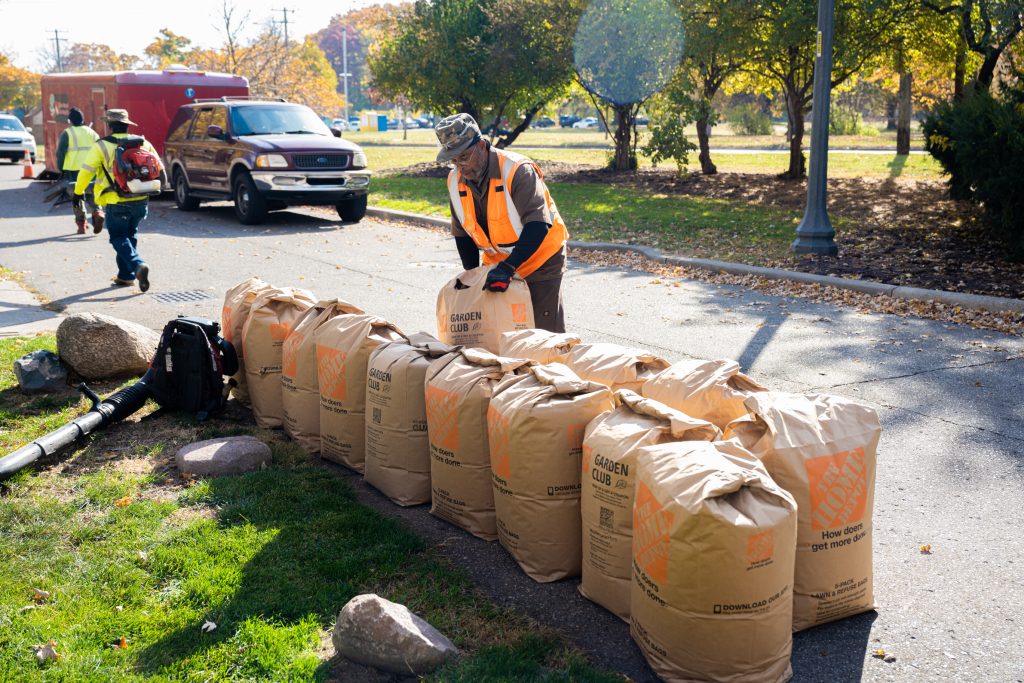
[363, 142, 942, 180]
[0, 335, 621, 682]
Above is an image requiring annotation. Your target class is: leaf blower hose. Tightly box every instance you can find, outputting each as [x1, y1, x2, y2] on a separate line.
[0, 370, 155, 481]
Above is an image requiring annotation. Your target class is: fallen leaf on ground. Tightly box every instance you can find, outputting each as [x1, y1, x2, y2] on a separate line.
[31, 588, 50, 603]
[920, 544, 933, 554]
[114, 605, 124, 612]
[111, 636, 128, 649]
[20, 605, 36, 613]
[33, 641, 59, 663]
[872, 649, 887, 658]
[201, 621, 217, 633]
[137, 551, 148, 562]
[114, 496, 132, 507]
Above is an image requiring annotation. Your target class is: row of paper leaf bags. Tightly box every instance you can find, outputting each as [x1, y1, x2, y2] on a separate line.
[222, 267, 881, 683]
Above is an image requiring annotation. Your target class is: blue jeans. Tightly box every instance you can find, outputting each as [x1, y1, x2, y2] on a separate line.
[105, 200, 148, 281]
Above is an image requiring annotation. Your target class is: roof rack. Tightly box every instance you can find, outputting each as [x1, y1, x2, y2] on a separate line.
[192, 96, 287, 103]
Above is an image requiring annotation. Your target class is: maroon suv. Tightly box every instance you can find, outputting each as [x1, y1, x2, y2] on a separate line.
[164, 99, 371, 225]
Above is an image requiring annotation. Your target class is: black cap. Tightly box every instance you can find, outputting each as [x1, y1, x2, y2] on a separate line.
[68, 107, 84, 125]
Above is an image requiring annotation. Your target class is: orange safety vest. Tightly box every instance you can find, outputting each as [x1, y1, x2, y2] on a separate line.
[447, 148, 568, 278]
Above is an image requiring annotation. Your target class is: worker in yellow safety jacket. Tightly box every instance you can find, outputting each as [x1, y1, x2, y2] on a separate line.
[74, 109, 161, 292]
[56, 107, 100, 234]
[435, 113, 569, 332]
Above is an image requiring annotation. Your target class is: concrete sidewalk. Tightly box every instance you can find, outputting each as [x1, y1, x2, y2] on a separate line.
[1, 167, 1022, 681]
[0, 276, 60, 338]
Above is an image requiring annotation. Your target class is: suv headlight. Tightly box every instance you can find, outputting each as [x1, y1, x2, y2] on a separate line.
[255, 154, 288, 169]
[352, 152, 367, 169]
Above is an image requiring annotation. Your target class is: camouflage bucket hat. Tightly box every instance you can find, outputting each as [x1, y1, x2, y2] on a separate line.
[435, 113, 481, 162]
[103, 109, 138, 126]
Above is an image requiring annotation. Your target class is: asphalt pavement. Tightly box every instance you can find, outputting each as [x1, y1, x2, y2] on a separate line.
[1, 163, 1022, 682]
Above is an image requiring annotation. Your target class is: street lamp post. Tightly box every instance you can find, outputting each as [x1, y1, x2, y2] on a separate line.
[792, 0, 838, 256]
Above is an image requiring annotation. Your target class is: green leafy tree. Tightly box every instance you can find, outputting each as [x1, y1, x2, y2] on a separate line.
[62, 43, 141, 72]
[738, 0, 905, 178]
[369, 0, 582, 147]
[144, 28, 193, 68]
[316, 6, 402, 114]
[574, 0, 686, 170]
[923, 0, 1023, 93]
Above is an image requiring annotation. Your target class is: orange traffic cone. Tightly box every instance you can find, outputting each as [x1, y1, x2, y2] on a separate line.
[21, 150, 34, 180]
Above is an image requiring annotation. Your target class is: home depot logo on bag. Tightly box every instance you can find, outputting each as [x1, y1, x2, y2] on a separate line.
[425, 385, 459, 451]
[270, 322, 291, 343]
[318, 346, 348, 401]
[488, 405, 511, 480]
[282, 331, 304, 378]
[511, 304, 528, 324]
[747, 530, 775, 568]
[633, 481, 673, 585]
[806, 447, 868, 530]
[222, 306, 234, 342]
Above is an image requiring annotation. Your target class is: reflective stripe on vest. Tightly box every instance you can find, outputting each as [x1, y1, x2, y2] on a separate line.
[62, 126, 98, 171]
[447, 148, 568, 278]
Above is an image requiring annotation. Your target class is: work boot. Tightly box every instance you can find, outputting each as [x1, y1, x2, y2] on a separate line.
[76, 219, 86, 235]
[92, 210, 104, 234]
[135, 264, 150, 293]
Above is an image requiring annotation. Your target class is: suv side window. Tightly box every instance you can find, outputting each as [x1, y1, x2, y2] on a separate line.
[209, 106, 228, 135]
[166, 111, 192, 143]
[188, 109, 213, 140]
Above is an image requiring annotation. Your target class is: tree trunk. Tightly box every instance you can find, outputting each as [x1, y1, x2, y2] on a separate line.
[896, 47, 912, 156]
[696, 117, 717, 175]
[953, 33, 967, 101]
[612, 105, 635, 171]
[885, 96, 897, 130]
[784, 91, 806, 179]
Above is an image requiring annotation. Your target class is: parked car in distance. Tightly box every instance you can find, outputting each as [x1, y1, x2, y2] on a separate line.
[413, 116, 432, 129]
[0, 114, 36, 163]
[559, 115, 580, 128]
[164, 99, 371, 225]
[572, 117, 599, 129]
[635, 115, 650, 126]
[348, 116, 361, 131]
[331, 118, 350, 131]
[531, 116, 556, 128]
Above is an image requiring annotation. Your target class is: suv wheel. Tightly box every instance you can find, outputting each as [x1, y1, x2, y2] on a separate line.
[233, 172, 268, 225]
[173, 169, 200, 211]
[336, 194, 367, 223]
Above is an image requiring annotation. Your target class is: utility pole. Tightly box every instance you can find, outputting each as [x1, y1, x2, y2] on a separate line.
[341, 25, 352, 125]
[791, 0, 838, 256]
[274, 8, 295, 47]
[48, 29, 68, 73]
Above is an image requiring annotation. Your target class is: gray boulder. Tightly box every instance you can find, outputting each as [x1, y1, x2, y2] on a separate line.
[332, 594, 459, 674]
[56, 313, 160, 380]
[175, 436, 272, 477]
[14, 350, 67, 393]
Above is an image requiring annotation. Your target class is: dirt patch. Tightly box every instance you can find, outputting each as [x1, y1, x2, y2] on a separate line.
[391, 162, 1023, 301]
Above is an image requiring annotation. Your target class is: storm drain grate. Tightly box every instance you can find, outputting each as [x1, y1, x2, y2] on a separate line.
[153, 290, 215, 304]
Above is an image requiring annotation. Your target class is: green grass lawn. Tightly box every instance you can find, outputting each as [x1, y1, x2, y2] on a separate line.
[364, 143, 942, 180]
[370, 175, 802, 262]
[0, 336, 622, 682]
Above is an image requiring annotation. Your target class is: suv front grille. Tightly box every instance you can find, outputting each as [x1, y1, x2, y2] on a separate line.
[293, 153, 349, 169]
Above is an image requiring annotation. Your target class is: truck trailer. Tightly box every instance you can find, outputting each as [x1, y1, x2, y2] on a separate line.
[41, 67, 248, 175]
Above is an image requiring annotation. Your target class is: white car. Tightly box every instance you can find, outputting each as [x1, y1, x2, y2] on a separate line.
[0, 114, 36, 163]
[572, 117, 599, 129]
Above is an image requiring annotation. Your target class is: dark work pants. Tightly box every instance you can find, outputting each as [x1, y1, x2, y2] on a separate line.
[526, 276, 565, 333]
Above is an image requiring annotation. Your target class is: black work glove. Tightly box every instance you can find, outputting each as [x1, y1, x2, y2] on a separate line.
[72, 193, 84, 206]
[483, 261, 516, 293]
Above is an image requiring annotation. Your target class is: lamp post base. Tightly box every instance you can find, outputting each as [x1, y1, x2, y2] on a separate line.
[791, 234, 838, 256]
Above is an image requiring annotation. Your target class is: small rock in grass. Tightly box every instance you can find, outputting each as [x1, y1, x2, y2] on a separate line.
[175, 436, 271, 477]
[332, 594, 458, 674]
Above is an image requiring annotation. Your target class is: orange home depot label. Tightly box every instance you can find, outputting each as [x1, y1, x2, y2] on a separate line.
[511, 303, 528, 324]
[281, 331, 304, 378]
[425, 385, 459, 451]
[567, 423, 586, 451]
[805, 446, 868, 531]
[581, 443, 593, 474]
[222, 306, 233, 341]
[633, 481, 673, 585]
[488, 405, 511, 479]
[747, 529, 775, 567]
[317, 346, 348, 401]
[270, 322, 292, 342]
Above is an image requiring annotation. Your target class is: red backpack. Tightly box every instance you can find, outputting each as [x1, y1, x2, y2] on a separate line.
[101, 135, 162, 198]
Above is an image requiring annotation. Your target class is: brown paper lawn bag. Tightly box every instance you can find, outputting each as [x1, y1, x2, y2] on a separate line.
[315, 314, 405, 472]
[222, 276, 273, 406]
[364, 333, 456, 506]
[580, 390, 719, 620]
[631, 440, 797, 683]
[641, 358, 767, 430]
[241, 286, 316, 428]
[498, 329, 582, 364]
[488, 363, 614, 581]
[724, 391, 881, 631]
[425, 347, 532, 540]
[436, 265, 534, 353]
[566, 343, 669, 392]
[281, 299, 364, 453]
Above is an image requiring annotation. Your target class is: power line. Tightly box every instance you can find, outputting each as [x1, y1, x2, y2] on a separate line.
[273, 7, 295, 47]
[47, 29, 68, 72]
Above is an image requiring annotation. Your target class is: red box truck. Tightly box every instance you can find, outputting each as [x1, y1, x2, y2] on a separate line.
[41, 67, 248, 175]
